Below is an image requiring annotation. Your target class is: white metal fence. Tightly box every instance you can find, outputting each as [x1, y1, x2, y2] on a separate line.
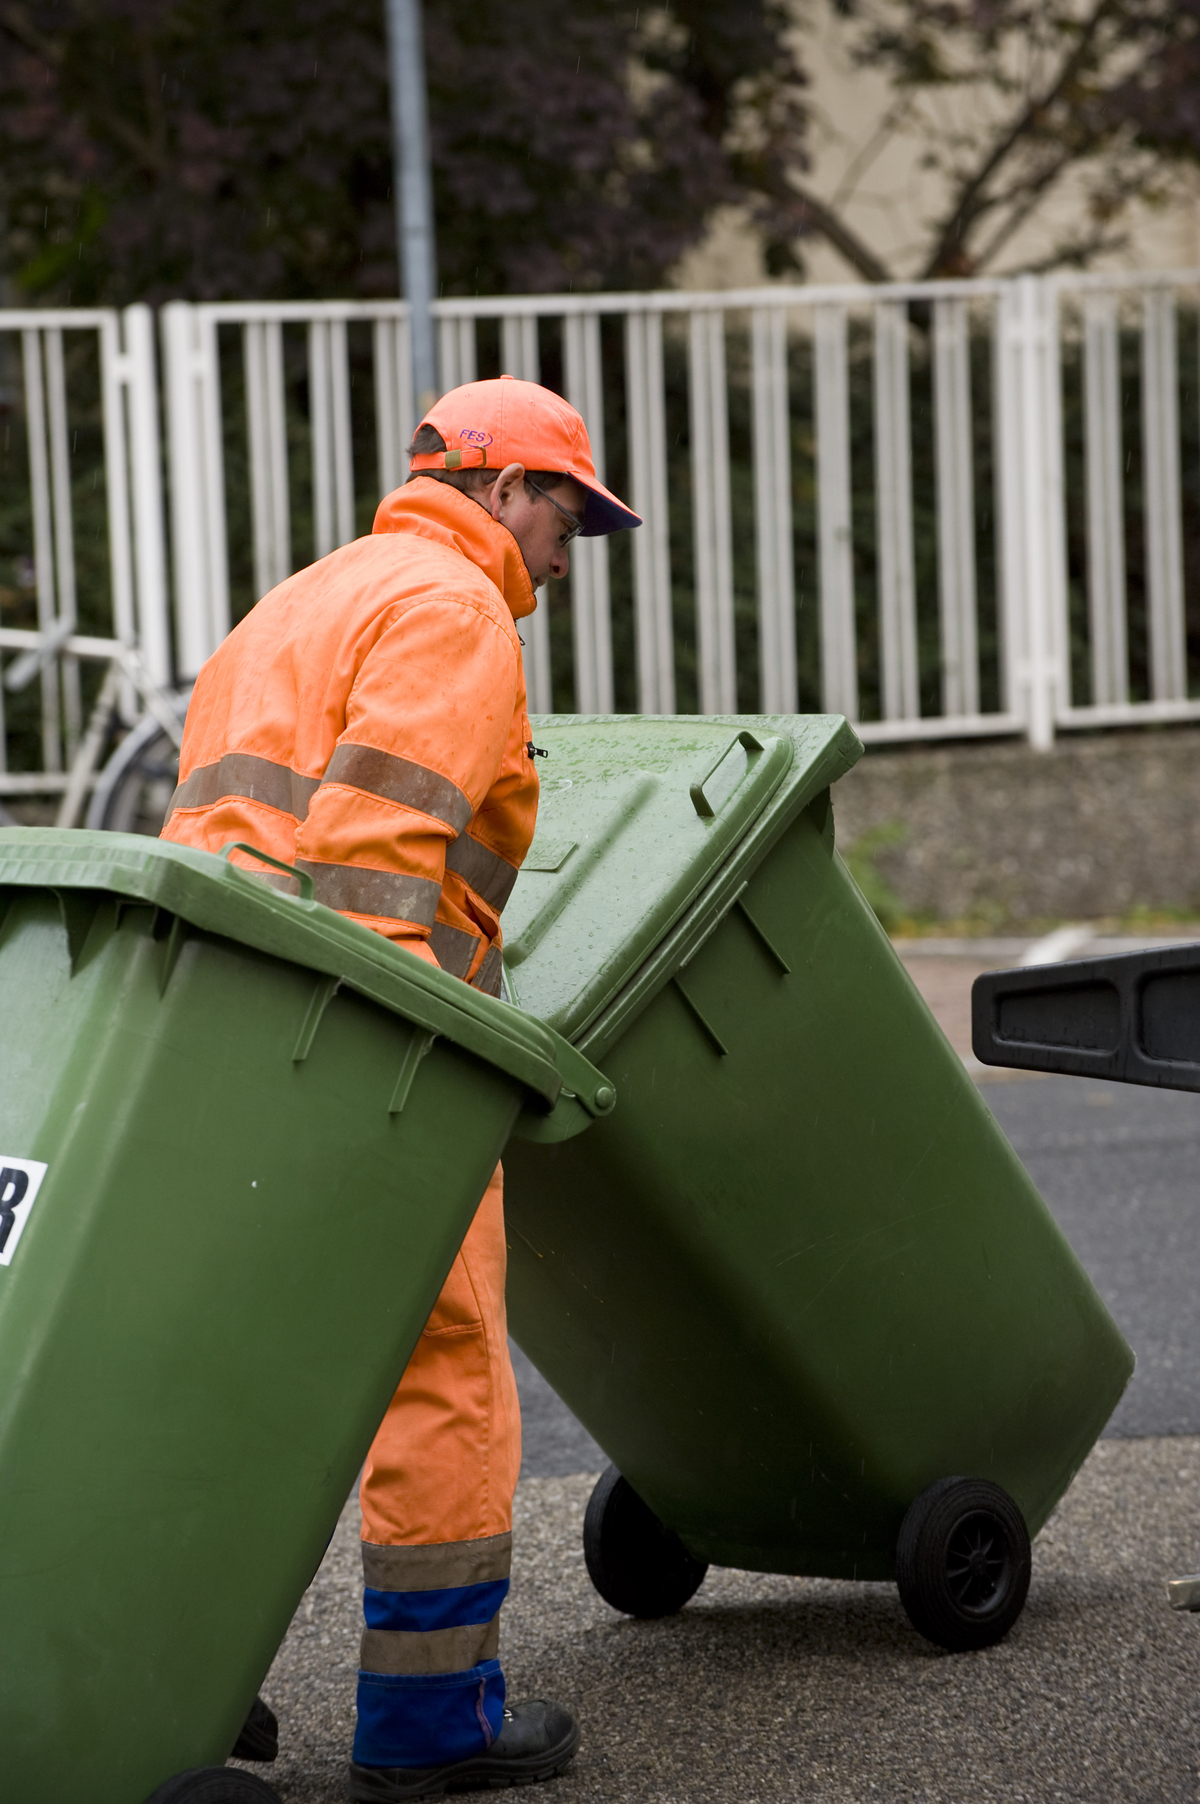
[0, 304, 173, 794]
[2, 270, 1200, 795]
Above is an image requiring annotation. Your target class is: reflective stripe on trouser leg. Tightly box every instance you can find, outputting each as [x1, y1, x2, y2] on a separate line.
[355, 1165, 521, 1769]
[353, 1535, 511, 1767]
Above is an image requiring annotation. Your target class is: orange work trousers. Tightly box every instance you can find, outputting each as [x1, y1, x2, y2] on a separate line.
[353, 1165, 520, 1769]
[361, 1162, 521, 1544]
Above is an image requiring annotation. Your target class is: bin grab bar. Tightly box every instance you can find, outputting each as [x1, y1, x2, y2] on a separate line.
[690, 729, 765, 819]
[220, 841, 315, 901]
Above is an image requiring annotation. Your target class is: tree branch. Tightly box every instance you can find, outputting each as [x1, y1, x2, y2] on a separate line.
[1014, 225, 1131, 275]
[786, 182, 895, 282]
[918, 0, 1120, 277]
[968, 144, 1098, 269]
[0, 1, 168, 177]
[0, 1, 64, 65]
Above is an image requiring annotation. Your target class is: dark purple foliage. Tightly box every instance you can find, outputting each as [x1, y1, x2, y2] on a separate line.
[0, 0, 809, 303]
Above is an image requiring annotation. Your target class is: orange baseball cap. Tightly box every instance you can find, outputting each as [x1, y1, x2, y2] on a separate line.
[410, 375, 641, 537]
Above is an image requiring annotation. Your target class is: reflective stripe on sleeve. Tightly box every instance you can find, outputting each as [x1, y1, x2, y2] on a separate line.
[296, 860, 441, 927]
[444, 833, 519, 914]
[167, 752, 321, 821]
[322, 744, 473, 834]
[362, 1534, 512, 1593]
[471, 944, 504, 998]
[429, 921, 481, 980]
[360, 1618, 500, 1677]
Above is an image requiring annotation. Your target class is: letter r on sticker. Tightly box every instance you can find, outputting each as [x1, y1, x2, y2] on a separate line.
[0, 1158, 47, 1266]
[0, 1168, 28, 1254]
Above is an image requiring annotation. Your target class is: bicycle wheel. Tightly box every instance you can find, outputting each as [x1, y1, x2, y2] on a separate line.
[86, 695, 189, 835]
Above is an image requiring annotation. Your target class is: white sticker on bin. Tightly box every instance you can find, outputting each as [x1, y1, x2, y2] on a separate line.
[0, 1158, 48, 1267]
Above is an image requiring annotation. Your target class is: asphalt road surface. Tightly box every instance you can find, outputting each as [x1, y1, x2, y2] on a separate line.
[255, 1439, 1200, 1804]
[251, 998, 1200, 1801]
[985, 1075, 1200, 1440]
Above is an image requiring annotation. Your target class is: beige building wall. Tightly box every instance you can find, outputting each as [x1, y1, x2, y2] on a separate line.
[674, 0, 1200, 292]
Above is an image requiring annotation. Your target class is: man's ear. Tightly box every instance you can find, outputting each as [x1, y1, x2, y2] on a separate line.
[489, 462, 527, 519]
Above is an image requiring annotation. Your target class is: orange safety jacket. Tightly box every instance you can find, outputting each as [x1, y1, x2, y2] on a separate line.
[161, 479, 540, 995]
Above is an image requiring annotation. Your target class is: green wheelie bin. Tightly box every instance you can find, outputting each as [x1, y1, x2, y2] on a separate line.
[0, 828, 613, 1804]
[501, 714, 1133, 1652]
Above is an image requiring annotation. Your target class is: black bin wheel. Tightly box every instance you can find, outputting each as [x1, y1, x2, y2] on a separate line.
[583, 1463, 707, 1618]
[144, 1768, 282, 1804]
[896, 1475, 1031, 1652]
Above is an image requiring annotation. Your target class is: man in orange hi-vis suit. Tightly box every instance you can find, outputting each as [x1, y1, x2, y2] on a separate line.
[161, 377, 640, 1801]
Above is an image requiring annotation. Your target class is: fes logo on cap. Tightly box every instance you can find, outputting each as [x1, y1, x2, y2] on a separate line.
[410, 376, 642, 537]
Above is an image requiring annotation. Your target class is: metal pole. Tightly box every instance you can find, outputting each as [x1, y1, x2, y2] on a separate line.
[385, 0, 439, 411]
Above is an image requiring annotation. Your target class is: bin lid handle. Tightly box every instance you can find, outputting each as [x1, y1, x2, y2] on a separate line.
[689, 729, 765, 820]
[220, 841, 315, 902]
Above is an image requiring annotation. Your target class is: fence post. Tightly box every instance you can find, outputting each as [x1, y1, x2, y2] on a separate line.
[1082, 292, 1128, 706]
[42, 327, 81, 751]
[625, 308, 674, 715]
[933, 297, 979, 716]
[814, 304, 857, 721]
[874, 300, 919, 721]
[98, 312, 139, 723]
[374, 314, 415, 499]
[1141, 287, 1187, 702]
[994, 275, 1067, 750]
[564, 312, 614, 714]
[21, 327, 63, 767]
[120, 305, 172, 690]
[244, 319, 292, 598]
[688, 309, 736, 715]
[162, 301, 230, 682]
[500, 312, 553, 713]
[751, 306, 796, 714]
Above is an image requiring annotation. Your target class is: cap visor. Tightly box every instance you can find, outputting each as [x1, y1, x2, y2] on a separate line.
[573, 474, 642, 536]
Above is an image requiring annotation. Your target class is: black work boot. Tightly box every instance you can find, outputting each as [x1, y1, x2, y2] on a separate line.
[231, 1694, 279, 1763]
[347, 1700, 580, 1800]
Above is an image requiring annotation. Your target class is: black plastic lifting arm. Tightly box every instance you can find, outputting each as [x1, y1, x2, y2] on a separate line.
[971, 945, 1200, 1093]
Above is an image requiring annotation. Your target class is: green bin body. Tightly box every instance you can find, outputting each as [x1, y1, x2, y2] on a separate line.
[502, 715, 1133, 1581]
[0, 829, 610, 1804]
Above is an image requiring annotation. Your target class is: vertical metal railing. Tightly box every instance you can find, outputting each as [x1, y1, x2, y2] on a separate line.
[438, 316, 477, 392]
[813, 302, 857, 722]
[1052, 269, 1200, 729]
[0, 305, 170, 793]
[21, 326, 72, 767]
[500, 313, 552, 713]
[161, 299, 229, 681]
[1141, 287, 1187, 703]
[168, 287, 1029, 738]
[374, 315, 414, 498]
[751, 306, 796, 713]
[118, 305, 172, 692]
[687, 308, 736, 714]
[874, 300, 919, 721]
[308, 319, 355, 559]
[244, 320, 290, 597]
[1082, 291, 1127, 707]
[994, 275, 1068, 751]
[9, 267, 1196, 797]
[625, 308, 674, 714]
[563, 312, 613, 713]
[932, 298, 978, 717]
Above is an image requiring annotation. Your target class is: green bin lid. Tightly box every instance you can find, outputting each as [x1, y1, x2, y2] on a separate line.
[505, 714, 862, 1045]
[0, 829, 611, 1119]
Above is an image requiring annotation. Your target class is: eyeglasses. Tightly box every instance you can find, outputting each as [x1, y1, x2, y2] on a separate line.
[525, 476, 584, 544]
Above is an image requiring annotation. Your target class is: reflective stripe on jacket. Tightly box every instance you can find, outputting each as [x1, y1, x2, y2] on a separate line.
[160, 480, 540, 995]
